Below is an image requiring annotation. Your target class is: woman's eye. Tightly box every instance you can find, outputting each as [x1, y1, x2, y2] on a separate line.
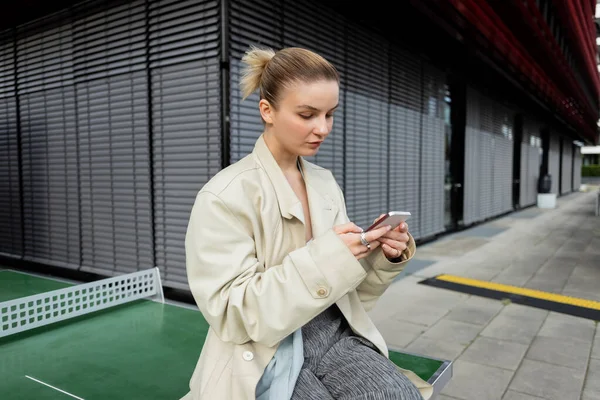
[299, 114, 312, 119]
[326, 114, 333, 119]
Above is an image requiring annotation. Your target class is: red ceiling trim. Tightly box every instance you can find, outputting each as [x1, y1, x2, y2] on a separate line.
[518, 0, 598, 122]
[447, 0, 595, 140]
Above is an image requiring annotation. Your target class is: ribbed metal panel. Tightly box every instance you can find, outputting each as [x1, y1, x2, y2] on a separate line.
[548, 134, 560, 194]
[573, 146, 582, 190]
[479, 131, 494, 219]
[344, 26, 389, 229]
[149, 0, 221, 288]
[519, 119, 542, 207]
[463, 126, 477, 225]
[77, 71, 152, 275]
[20, 88, 80, 268]
[229, 0, 282, 162]
[419, 64, 445, 238]
[16, 15, 74, 95]
[495, 136, 513, 214]
[0, 30, 14, 98]
[16, 12, 80, 268]
[389, 46, 422, 239]
[464, 87, 512, 224]
[283, 0, 345, 186]
[520, 143, 541, 207]
[561, 137, 572, 194]
[75, 1, 151, 275]
[72, 0, 146, 80]
[0, 29, 22, 257]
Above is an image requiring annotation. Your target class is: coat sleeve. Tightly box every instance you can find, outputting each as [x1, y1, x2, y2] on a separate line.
[333, 184, 416, 312]
[185, 190, 368, 347]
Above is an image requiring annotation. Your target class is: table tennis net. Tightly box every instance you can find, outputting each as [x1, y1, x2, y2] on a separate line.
[0, 268, 164, 338]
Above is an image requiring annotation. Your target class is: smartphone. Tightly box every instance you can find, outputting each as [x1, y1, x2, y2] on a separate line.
[365, 211, 411, 232]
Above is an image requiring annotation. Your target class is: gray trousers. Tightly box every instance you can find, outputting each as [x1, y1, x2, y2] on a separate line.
[290, 305, 423, 400]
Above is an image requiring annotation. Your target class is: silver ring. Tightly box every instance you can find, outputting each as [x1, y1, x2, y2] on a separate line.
[360, 231, 370, 248]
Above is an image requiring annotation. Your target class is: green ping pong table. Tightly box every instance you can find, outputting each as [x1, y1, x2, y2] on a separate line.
[0, 269, 452, 399]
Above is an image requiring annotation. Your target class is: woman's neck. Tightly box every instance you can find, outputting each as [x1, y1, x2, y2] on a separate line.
[263, 132, 299, 173]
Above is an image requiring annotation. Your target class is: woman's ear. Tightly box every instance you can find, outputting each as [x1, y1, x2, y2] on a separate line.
[259, 99, 274, 124]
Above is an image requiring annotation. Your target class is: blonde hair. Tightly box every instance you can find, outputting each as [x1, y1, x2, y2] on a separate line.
[240, 46, 339, 108]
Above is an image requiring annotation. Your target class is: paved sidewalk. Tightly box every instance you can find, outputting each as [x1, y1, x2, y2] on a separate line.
[369, 190, 600, 400]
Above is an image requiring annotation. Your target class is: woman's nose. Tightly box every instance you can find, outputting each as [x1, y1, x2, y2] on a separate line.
[314, 117, 329, 135]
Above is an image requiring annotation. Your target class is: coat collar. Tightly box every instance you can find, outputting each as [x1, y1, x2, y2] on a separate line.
[252, 134, 336, 234]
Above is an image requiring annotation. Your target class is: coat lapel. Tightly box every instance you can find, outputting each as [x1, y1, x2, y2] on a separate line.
[297, 157, 338, 238]
[253, 135, 305, 223]
[252, 135, 338, 238]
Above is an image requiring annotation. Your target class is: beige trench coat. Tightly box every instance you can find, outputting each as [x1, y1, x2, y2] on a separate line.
[181, 135, 433, 400]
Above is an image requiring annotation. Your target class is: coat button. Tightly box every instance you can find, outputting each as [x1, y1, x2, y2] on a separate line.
[316, 287, 328, 297]
[242, 351, 254, 361]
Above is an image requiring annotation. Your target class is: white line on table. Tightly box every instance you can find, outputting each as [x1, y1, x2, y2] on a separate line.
[25, 375, 85, 400]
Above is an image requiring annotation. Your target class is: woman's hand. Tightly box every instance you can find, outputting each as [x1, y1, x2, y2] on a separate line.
[372, 214, 410, 260]
[333, 222, 392, 260]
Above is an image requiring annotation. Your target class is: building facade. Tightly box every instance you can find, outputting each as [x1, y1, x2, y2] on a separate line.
[0, 0, 597, 290]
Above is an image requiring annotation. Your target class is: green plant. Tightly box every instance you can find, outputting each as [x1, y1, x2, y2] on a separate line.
[582, 165, 600, 177]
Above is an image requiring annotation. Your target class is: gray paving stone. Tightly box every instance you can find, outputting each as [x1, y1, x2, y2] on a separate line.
[386, 303, 451, 328]
[501, 304, 549, 321]
[526, 336, 591, 370]
[374, 318, 426, 349]
[509, 359, 585, 400]
[537, 312, 596, 343]
[582, 392, 600, 400]
[592, 330, 600, 360]
[583, 358, 600, 396]
[433, 395, 461, 400]
[460, 336, 528, 371]
[524, 276, 568, 292]
[492, 270, 536, 286]
[502, 391, 546, 400]
[422, 319, 481, 345]
[480, 306, 547, 345]
[441, 360, 514, 400]
[445, 296, 503, 326]
[404, 336, 466, 361]
[463, 267, 502, 281]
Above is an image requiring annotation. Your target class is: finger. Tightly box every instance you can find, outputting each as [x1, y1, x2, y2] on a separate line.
[382, 243, 403, 256]
[364, 225, 392, 242]
[397, 222, 409, 233]
[334, 222, 363, 234]
[378, 237, 408, 250]
[379, 230, 406, 241]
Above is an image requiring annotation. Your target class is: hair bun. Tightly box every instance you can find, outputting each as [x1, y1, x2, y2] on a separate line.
[240, 46, 276, 100]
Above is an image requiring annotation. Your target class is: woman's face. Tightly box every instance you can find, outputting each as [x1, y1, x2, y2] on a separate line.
[260, 79, 339, 157]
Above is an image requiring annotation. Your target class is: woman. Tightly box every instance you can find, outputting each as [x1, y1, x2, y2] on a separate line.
[182, 46, 432, 400]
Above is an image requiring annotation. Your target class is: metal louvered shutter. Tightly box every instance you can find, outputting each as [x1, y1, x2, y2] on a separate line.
[389, 46, 422, 239]
[548, 134, 560, 194]
[0, 30, 22, 257]
[573, 146, 582, 190]
[74, 0, 152, 276]
[149, 0, 221, 289]
[229, 0, 283, 162]
[561, 138, 572, 194]
[344, 26, 389, 229]
[463, 89, 478, 225]
[519, 119, 542, 207]
[464, 87, 496, 224]
[420, 64, 445, 238]
[17, 12, 81, 269]
[493, 105, 513, 215]
[283, 0, 346, 186]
